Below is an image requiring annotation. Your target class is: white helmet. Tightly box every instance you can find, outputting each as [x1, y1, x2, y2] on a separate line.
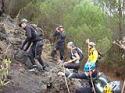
[21, 18, 28, 23]
[67, 42, 75, 48]
[31, 24, 37, 27]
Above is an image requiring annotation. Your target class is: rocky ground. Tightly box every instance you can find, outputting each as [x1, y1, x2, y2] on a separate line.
[0, 16, 79, 93]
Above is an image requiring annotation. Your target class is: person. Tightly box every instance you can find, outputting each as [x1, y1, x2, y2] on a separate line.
[19, 19, 31, 51]
[59, 61, 121, 93]
[64, 42, 84, 73]
[51, 25, 66, 62]
[68, 62, 97, 79]
[86, 39, 98, 66]
[19, 19, 46, 70]
[58, 62, 97, 93]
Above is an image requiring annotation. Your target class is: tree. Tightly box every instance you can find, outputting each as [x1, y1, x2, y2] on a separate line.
[97, 0, 125, 40]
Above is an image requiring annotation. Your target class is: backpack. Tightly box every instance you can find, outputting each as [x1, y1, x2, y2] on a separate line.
[75, 47, 84, 61]
[31, 24, 44, 37]
[30, 25, 38, 39]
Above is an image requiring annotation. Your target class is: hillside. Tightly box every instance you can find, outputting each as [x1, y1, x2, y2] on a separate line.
[0, 16, 79, 93]
[0, 0, 125, 93]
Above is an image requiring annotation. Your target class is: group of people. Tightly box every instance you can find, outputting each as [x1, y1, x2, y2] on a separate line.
[64, 41, 99, 93]
[50, 24, 98, 76]
[18, 18, 123, 93]
[49, 22, 103, 93]
[19, 19, 101, 93]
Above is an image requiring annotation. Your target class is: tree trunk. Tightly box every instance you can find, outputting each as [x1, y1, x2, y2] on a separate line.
[0, 0, 4, 16]
[118, 0, 123, 40]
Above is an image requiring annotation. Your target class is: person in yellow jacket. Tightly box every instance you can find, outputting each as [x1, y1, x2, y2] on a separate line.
[86, 39, 98, 64]
[88, 42, 98, 63]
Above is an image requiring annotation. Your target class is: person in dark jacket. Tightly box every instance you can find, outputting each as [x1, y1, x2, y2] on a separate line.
[19, 19, 46, 70]
[51, 25, 66, 62]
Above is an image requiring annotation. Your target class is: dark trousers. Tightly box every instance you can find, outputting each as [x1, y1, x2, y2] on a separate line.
[75, 87, 92, 93]
[64, 63, 80, 71]
[51, 45, 64, 60]
[72, 72, 97, 93]
[23, 41, 32, 51]
[71, 72, 97, 79]
[28, 40, 44, 67]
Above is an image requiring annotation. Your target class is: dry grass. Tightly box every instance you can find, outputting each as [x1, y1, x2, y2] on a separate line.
[0, 58, 11, 87]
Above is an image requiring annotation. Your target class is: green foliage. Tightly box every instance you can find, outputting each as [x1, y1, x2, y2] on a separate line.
[97, 37, 112, 54]
[19, 0, 112, 54]
[64, 0, 112, 53]
[97, 0, 125, 39]
[4, 0, 31, 17]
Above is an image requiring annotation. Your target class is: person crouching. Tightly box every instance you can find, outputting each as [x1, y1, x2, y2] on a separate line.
[64, 42, 83, 73]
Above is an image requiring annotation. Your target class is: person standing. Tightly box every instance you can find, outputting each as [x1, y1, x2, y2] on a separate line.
[86, 39, 98, 66]
[51, 25, 66, 62]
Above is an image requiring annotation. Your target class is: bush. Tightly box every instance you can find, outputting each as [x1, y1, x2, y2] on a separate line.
[0, 58, 11, 87]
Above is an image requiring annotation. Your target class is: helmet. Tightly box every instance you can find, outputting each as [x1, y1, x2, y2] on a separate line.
[84, 62, 96, 72]
[89, 42, 96, 46]
[59, 25, 63, 28]
[67, 42, 75, 48]
[19, 18, 28, 27]
[21, 18, 28, 23]
[31, 24, 37, 27]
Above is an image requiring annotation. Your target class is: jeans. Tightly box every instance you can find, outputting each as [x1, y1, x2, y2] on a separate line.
[71, 71, 97, 93]
[51, 45, 64, 60]
[72, 72, 97, 93]
[70, 71, 97, 79]
[75, 87, 92, 93]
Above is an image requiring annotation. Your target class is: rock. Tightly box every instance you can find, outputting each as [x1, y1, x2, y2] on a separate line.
[13, 50, 33, 68]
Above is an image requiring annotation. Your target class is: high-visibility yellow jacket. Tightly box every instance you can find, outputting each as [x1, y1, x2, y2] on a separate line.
[88, 48, 98, 63]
